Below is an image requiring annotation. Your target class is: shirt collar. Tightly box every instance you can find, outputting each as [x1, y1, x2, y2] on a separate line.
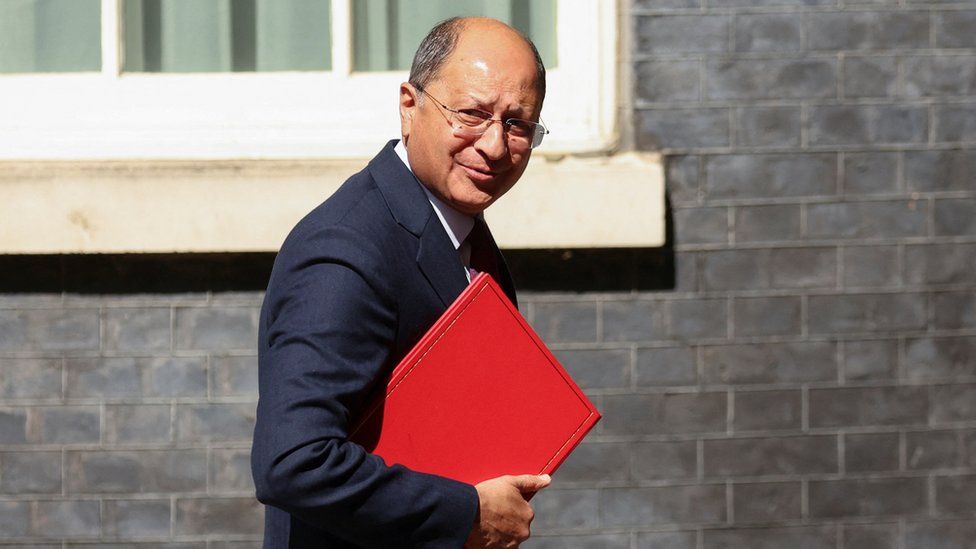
[394, 140, 475, 250]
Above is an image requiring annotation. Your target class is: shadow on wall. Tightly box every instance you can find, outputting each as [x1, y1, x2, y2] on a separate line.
[507, 192, 675, 292]
[0, 253, 278, 294]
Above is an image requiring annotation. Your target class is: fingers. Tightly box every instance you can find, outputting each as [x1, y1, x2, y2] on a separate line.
[509, 474, 551, 493]
[469, 475, 548, 548]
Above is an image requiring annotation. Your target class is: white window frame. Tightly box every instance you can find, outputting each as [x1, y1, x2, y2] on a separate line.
[0, 0, 617, 160]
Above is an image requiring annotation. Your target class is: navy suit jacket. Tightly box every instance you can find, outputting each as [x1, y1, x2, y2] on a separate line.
[252, 140, 517, 548]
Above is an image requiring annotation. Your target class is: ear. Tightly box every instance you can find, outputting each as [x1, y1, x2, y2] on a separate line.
[399, 82, 419, 140]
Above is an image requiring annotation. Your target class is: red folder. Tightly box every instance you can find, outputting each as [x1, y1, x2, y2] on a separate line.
[350, 272, 601, 486]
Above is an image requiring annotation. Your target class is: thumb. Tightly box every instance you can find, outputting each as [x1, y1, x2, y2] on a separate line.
[510, 474, 551, 493]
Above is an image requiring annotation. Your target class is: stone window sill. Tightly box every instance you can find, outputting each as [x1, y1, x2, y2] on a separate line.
[0, 152, 664, 254]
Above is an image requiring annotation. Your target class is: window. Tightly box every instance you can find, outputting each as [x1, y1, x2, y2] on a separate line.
[351, 1, 556, 71]
[0, 0, 616, 159]
[0, 0, 101, 73]
[122, 0, 333, 72]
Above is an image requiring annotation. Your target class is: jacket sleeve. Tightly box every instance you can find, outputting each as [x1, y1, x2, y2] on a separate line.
[251, 224, 478, 547]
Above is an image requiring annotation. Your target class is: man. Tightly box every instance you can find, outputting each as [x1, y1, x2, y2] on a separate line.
[251, 17, 551, 548]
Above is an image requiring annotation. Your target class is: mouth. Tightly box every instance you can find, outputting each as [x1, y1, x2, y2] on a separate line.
[458, 163, 499, 184]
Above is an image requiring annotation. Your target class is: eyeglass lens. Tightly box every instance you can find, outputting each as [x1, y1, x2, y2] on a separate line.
[419, 87, 546, 149]
[451, 119, 546, 150]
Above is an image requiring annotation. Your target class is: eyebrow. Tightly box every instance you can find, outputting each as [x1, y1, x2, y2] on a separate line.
[461, 92, 532, 118]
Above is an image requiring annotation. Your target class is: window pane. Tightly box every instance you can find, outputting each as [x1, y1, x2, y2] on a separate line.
[0, 0, 101, 73]
[353, 0, 556, 72]
[123, 0, 331, 72]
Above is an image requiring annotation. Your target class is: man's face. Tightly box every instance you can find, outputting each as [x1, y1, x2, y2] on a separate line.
[399, 24, 543, 217]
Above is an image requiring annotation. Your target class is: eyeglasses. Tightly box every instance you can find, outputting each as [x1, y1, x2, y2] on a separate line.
[416, 87, 549, 150]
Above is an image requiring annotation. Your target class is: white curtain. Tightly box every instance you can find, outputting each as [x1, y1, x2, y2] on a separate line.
[123, 0, 332, 72]
[352, 0, 557, 72]
[0, 0, 101, 73]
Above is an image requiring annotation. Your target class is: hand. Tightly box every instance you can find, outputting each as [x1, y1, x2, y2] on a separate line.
[464, 474, 551, 548]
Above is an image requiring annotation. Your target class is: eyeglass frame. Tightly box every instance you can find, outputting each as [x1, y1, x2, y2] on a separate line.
[413, 85, 549, 150]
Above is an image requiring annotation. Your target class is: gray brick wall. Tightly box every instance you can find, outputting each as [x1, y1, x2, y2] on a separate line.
[2, 1, 975, 546]
[523, 0, 976, 546]
[0, 294, 263, 547]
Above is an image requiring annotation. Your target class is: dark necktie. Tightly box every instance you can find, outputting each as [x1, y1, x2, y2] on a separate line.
[467, 217, 500, 281]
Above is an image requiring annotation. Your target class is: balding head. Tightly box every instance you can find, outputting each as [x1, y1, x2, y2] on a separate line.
[408, 17, 546, 103]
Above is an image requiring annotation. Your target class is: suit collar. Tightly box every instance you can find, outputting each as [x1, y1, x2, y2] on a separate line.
[367, 140, 433, 237]
[368, 140, 518, 308]
[394, 140, 475, 250]
[369, 140, 469, 307]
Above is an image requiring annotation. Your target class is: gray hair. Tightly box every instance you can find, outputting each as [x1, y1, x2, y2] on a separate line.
[408, 17, 547, 101]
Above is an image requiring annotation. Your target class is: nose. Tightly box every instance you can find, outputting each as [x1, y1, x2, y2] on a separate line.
[473, 120, 508, 161]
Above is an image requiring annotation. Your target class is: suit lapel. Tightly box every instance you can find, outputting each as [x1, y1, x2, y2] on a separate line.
[369, 140, 469, 308]
[495, 250, 518, 309]
[480, 223, 518, 308]
[416, 215, 470, 307]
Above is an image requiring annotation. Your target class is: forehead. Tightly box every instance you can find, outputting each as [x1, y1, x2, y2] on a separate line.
[434, 39, 541, 111]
